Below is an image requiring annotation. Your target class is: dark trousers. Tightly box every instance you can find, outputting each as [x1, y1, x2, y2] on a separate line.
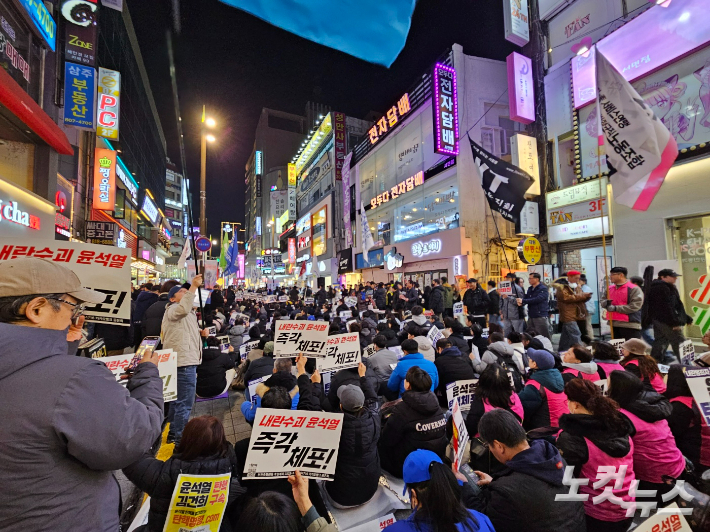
[650, 320, 684, 362]
[610, 326, 642, 341]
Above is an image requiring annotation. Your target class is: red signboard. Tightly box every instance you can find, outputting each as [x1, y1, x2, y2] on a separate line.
[288, 237, 296, 264]
[92, 148, 116, 211]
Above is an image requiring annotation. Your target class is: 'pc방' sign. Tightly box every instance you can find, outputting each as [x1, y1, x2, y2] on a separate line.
[243, 408, 344, 480]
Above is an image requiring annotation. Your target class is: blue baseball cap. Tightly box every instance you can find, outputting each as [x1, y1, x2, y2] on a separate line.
[168, 285, 185, 299]
[402, 449, 443, 495]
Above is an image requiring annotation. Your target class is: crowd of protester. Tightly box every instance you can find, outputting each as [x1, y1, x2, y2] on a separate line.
[2, 258, 709, 532]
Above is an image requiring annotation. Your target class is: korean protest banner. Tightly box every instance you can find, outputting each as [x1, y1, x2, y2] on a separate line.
[363, 343, 377, 358]
[247, 375, 270, 405]
[446, 379, 478, 411]
[451, 398, 469, 472]
[609, 338, 625, 357]
[273, 321, 329, 358]
[279, 295, 288, 302]
[684, 367, 710, 426]
[316, 332, 362, 373]
[239, 339, 260, 361]
[339, 310, 353, 319]
[0, 238, 132, 324]
[498, 281, 513, 297]
[304, 297, 314, 305]
[265, 295, 276, 303]
[680, 340, 696, 366]
[163, 473, 231, 532]
[632, 504, 692, 532]
[345, 296, 358, 308]
[243, 408, 344, 480]
[95, 349, 178, 402]
[427, 326, 444, 345]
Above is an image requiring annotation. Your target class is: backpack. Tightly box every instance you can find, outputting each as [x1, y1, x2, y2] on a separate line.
[492, 351, 525, 393]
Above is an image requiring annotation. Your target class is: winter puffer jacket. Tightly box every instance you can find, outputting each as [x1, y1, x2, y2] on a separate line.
[380, 327, 399, 348]
[434, 346, 475, 408]
[379, 391, 447, 478]
[240, 372, 300, 423]
[467, 440, 586, 532]
[472, 341, 517, 374]
[196, 346, 235, 398]
[134, 291, 159, 325]
[228, 324, 246, 349]
[123, 446, 245, 532]
[326, 366, 380, 412]
[428, 285, 445, 314]
[325, 376, 381, 506]
[557, 413, 636, 522]
[553, 280, 590, 323]
[141, 295, 170, 338]
[447, 331, 471, 356]
[243, 355, 274, 386]
[561, 361, 600, 383]
[519, 368, 567, 430]
[374, 287, 387, 310]
[462, 287, 489, 316]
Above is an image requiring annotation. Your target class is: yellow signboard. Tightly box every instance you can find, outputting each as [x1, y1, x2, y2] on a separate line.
[517, 236, 542, 265]
[287, 163, 297, 187]
[163, 473, 231, 532]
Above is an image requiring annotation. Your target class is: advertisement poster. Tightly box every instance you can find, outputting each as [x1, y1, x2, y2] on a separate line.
[243, 408, 344, 480]
[273, 321, 329, 358]
[316, 332, 362, 373]
[163, 473, 231, 532]
[95, 349, 178, 402]
[0, 238, 131, 324]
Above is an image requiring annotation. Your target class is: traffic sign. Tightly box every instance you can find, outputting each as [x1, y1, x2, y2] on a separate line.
[195, 236, 211, 252]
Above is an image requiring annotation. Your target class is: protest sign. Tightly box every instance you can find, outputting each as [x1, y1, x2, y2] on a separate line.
[243, 408, 344, 480]
[305, 297, 314, 305]
[339, 310, 353, 319]
[446, 379, 478, 411]
[680, 340, 695, 366]
[163, 473, 231, 532]
[609, 338, 625, 357]
[317, 332, 362, 373]
[685, 367, 710, 426]
[633, 505, 692, 532]
[0, 238, 132, 324]
[217, 336, 230, 353]
[345, 296, 358, 308]
[274, 321, 329, 357]
[451, 398, 469, 472]
[239, 339, 260, 361]
[498, 281, 513, 297]
[96, 349, 178, 401]
[265, 295, 276, 303]
[279, 295, 288, 302]
[427, 326, 444, 345]
[363, 343, 377, 358]
[391, 345, 404, 359]
[594, 379, 608, 395]
[247, 375, 270, 404]
[453, 302, 464, 317]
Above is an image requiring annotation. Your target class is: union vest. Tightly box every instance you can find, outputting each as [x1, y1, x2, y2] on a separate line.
[608, 282, 641, 324]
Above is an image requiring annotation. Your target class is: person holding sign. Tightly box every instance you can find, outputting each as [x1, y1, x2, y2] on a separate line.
[434, 338, 476, 409]
[591, 341, 625, 380]
[0, 258, 164, 532]
[664, 365, 710, 477]
[389, 450, 495, 532]
[556, 379, 636, 532]
[123, 416, 245, 532]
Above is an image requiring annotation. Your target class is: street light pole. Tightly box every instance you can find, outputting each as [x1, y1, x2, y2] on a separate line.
[199, 106, 216, 236]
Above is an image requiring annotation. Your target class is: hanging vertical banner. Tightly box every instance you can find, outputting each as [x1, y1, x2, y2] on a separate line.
[97, 67, 121, 140]
[333, 112, 346, 180]
[341, 152, 353, 248]
[93, 148, 116, 211]
[510, 133, 539, 195]
[63, 62, 96, 130]
[432, 63, 459, 156]
[62, 0, 98, 66]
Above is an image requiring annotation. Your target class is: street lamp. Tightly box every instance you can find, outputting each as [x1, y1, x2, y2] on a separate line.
[200, 106, 217, 236]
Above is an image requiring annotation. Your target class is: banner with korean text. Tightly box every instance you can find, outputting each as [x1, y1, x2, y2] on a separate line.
[163, 473, 231, 532]
[273, 321, 329, 357]
[0, 238, 132, 324]
[446, 379, 478, 411]
[317, 332, 362, 373]
[95, 349, 178, 402]
[243, 409, 344, 480]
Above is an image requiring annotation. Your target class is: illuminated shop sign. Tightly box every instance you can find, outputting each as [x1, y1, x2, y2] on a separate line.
[141, 194, 159, 226]
[507, 52, 535, 125]
[0, 198, 41, 229]
[432, 63, 459, 156]
[97, 67, 121, 140]
[18, 0, 56, 50]
[368, 94, 411, 146]
[370, 171, 424, 210]
[93, 148, 116, 211]
[411, 238, 442, 258]
[295, 114, 333, 174]
[255, 151, 263, 175]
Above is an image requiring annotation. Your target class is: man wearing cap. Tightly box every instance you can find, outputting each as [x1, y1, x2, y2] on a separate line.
[553, 271, 592, 351]
[463, 278, 490, 328]
[646, 268, 691, 363]
[600, 266, 644, 341]
[161, 274, 208, 445]
[0, 258, 164, 532]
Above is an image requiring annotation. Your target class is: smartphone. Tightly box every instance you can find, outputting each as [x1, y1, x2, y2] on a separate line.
[126, 336, 160, 372]
[459, 463, 482, 494]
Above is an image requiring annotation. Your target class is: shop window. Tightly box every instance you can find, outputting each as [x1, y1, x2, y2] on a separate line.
[393, 178, 459, 243]
[671, 215, 710, 339]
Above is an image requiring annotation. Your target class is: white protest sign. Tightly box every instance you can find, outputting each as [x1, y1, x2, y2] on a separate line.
[247, 375, 270, 404]
[239, 340, 260, 361]
[594, 379, 608, 395]
[217, 336, 230, 353]
[451, 398, 469, 472]
[279, 295, 288, 302]
[265, 295, 276, 303]
[680, 340, 695, 366]
[345, 296, 358, 308]
[273, 321, 329, 358]
[453, 302, 464, 317]
[633, 505, 692, 532]
[609, 338, 625, 357]
[305, 297, 314, 305]
[391, 345, 404, 360]
[321, 370, 334, 396]
[363, 343, 377, 358]
[95, 349, 178, 401]
[317, 332, 362, 373]
[427, 326, 444, 346]
[0, 238, 133, 324]
[243, 408, 344, 480]
[498, 281, 513, 297]
[684, 367, 710, 426]
[339, 310, 353, 319]
[658, 364, 670, 374]
[446, 379, 478, 411]
[347, 514, 396, 532]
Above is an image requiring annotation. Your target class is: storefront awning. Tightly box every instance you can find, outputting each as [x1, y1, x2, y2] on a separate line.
[0, 67, 74, 156]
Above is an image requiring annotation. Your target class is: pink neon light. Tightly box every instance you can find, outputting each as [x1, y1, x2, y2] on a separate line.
[433, 63, 460, 156]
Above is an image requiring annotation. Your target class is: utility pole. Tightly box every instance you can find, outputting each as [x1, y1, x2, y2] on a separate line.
[200, 106, 216, 235]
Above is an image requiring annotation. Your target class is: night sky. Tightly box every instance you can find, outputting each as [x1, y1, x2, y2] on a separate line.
[129, 0, 516, 238]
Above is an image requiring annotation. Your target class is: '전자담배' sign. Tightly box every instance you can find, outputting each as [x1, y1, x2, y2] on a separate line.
[243, 408, 344, 480]
[273, 321, 329, 358]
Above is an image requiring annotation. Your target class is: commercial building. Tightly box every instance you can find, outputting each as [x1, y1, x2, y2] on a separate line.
[539, 0, 710, 337]
[351, 44, 530, 290]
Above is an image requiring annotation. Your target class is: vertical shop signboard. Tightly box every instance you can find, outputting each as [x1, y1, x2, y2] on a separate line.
[287, 162, 297, 220]
[333, 112, 346, 180]
[63, 62, 96, 130]
[97, 67, 121, 140]
[61, 0, 98, 66]
[432, 63, 459, 156]
[93, 148, 116, 211]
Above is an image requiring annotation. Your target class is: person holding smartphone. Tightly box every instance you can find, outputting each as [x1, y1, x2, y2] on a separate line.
[0, 258, 164, 532]
[161, 274, 210, 445]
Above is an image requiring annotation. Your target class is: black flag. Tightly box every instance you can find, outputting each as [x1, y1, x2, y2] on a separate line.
[469, 138, 534, 224]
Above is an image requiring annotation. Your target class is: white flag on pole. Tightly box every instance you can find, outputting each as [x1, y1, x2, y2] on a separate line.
[360, 201, 375, 263]
[177, 237, 192, 269]
[595, 49, 677, 211]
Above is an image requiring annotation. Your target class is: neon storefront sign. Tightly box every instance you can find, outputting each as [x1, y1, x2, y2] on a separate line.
[411, 238, 442, 258]
[370, 171, 424, 210]
[0, 199, 41, 230]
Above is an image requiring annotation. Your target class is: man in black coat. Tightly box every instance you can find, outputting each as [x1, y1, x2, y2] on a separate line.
[433, 338, 475, 408]
[141, 281, 181, 339]
[289, 286, 300, 302]
[133, 284, 159, 347]
[646, 269, 691, 363]
[315, 287, 327, 307]
[468, 409, 586, 532]
[463, 278, 490, 328]
[374, 282, 387, 310]
[402, 279, 420, 310]
[428, 279, 446, 318]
